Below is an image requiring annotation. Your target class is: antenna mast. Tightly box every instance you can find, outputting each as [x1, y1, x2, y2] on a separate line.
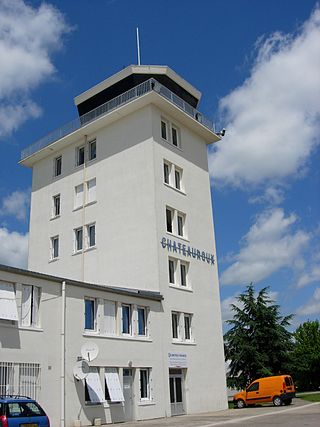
[136, 27, 141, 66]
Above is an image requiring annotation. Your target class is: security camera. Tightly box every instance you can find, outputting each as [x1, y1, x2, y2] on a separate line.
[217, 128, 226, 137]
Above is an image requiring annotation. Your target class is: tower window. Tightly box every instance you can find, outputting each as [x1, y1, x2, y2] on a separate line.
[51, 236, 59, 259]
[54, 156, 62, 177]
[52, 194, 60, 217]
[89, 139, 96, 161]
[161, 120, 168, 140]
[87, 223, 96, 248]
[76, 145, 85, 166]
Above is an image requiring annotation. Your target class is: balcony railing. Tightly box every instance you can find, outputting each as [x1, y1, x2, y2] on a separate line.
[21, 78, 215, 160]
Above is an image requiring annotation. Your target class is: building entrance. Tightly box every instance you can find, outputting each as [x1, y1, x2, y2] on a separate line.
[169, 369, 185, 416]
[123, 369, 133, 421]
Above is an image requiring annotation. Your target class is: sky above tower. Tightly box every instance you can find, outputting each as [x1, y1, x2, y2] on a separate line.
[0, 0, 319, 329]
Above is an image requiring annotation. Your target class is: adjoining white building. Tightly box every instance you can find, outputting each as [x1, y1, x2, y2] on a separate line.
[1, 65, 228, 426]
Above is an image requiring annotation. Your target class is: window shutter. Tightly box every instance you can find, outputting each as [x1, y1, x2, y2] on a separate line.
[75, 184, 84, 208]
[87, 179, 96, 203]
[104, 300, 116, 335]
[105, 368, 124, 402]
[21, 285, 32, 326]
[85, 368, 104, 403]
[0, 282, 19, 321]
[32, 286, 40, 327]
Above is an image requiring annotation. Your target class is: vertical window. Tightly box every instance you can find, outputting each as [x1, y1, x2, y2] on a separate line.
[74, 227, 83, 252]
[139, 369, 150, 400]
[177, 213, 184, 237]
[168, 259, 176, 284]
[166, 208, 173, 233]
[180, 262, 188, 287]
[164, 162, 170, 185]
[74, 184, 84, 209]
[87, 178, 96, 204]
[84, 298, 96, 331]
[122, 304, 131, 335]
[51, 236, 59, 259]
[137, 307, 147, 336]
[103, 300, 116, 335]
[161, 120, 167, 140]
[87, 223, 96, 247]
[172, 312, 179, 339]
[21, 285, 41, 327]
[54, 156, 62, 177]
[171, 126, 179, 147]
[89, 139, 96, 161]
[52, 194, 60, 217]
[184, 314, 192, 340]
[174, 168, 181, 190]
[76, 145, 85, 166]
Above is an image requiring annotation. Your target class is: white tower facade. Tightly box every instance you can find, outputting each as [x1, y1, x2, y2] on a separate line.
[21, 65, 227, 421]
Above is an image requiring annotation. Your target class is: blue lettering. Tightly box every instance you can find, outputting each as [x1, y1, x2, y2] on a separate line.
[182, 244, 186, 256]
[192, 248, 197, 258]
[201, 251, 206, 261]
[167, 239, 172, 250]
[177, 243, 182, 254]
[210, 255, 215, 265]
[172, 241, 177, 253]
[197, 250, 201, 260]
[161, 237, 167, 248]
[187, 246, 192, 257]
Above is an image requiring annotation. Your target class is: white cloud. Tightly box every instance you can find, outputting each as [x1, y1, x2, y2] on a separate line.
[296, 265, 320, 288]
[249, 186, 284, 205]
[296, 287, 320, 316]
[0, 0, 70, 137]
[0, 189, 31, 221]
[220, 208, 309, 285]
[0, 227, 28, 268]
[209, 6, 320, 187]
[221, 294, 240, 322]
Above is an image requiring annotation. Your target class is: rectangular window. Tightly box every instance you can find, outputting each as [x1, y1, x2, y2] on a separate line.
[85, 367, 104, 403]
[74, 184, 84, 209]
[21, 285, 40, 327]
[161, 120, 167, 140]
[54, 156, 62, 177]
[166, 208, 173, 233]
[0, 281, 19, 322]
[180, 262, 188, 287]
[139, 369, 150, 400]
[74, 227, 83, 252]
[52, 194, 60, 217]
[168, 258, 176, 284]
[87, 223, 96, 247]
[172, 312, 179, 339]
[0, 362, 40, 399]
[89, 139, 96, 161]
[51, 236, 59, 259]
[184, 313, 192, 340]
[175, 168, 181, 190]
[164, 162, 170, 185]
[177, 213, 184, 237]
[84, 298, 96, 331]
[76, 145, 85, 166]
[137, 307, 147, 336]
[122, 304, 131, 335]
[87, 178, 96, 204]
[103, 300, 116, 335]
[104, 368, 124, 402]
[172, 126, 179, 147]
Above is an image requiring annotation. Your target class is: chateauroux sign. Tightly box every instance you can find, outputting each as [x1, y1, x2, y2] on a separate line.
[160, 237, 215, 265]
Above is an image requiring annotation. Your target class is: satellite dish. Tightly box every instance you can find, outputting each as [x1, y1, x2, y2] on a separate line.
[73, 360, 90, 380]
[81, 342, 99, 362]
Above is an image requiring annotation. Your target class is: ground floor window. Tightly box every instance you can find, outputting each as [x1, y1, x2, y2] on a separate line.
[0, 362, 40, 399]
[139, 368, 151, 401]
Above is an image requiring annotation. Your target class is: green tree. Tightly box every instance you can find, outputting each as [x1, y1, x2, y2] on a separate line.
[224, 284, 293, 389]
[290, 320, 320, 391]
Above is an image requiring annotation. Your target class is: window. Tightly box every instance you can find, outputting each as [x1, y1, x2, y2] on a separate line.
[104, 368, 124, 402]
[137, 307, 147, 336]
[74, 227, 83, 252]
[161, 120, 168, 140]
[74, 184, 84, 209]
[84, 298, 96, 331]
[52, 194, 60, 217]
[139, 369, 151, 400]
[0, 362, 40, 399]
[0, 281, 18, 322]
[172, 126, 179, 147]
[21, 285, 41, 327]
[76, 145, 85, 166]
[184, 313, 192, 340]
[247, 382, 259, 392]
[177, 213, 185, 237]
[164, 162, 170, 185]
[103, 300, 116, 335]
[85, 367, 104, 403]
[166, 208, 173, 233]
[54, 156, 62, 177]
[168, 258, 176, 284]
[163, 160, 184, 192]
[89, 139, 96, 161]
[51, 236, 59, 259]
[180, 262, 188, 287]
[87, 223, 96, 247]
[172, 312, 179, 339]
[121, 304, 131, 335]
[87, 178, 96, 204]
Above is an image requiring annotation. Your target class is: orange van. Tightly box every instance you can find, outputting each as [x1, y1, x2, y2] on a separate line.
[233, 375, 295, 408]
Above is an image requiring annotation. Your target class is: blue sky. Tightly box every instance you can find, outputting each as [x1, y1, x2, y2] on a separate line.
[0, 0, 319, 330]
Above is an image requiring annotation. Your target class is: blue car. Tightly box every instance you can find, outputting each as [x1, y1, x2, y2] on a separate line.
[0, 395, 49, 427]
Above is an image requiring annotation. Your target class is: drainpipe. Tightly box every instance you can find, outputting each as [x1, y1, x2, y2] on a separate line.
[60, 281, 66, 427]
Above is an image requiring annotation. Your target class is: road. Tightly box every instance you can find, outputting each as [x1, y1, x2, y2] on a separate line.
[118, 398, 320, 427]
